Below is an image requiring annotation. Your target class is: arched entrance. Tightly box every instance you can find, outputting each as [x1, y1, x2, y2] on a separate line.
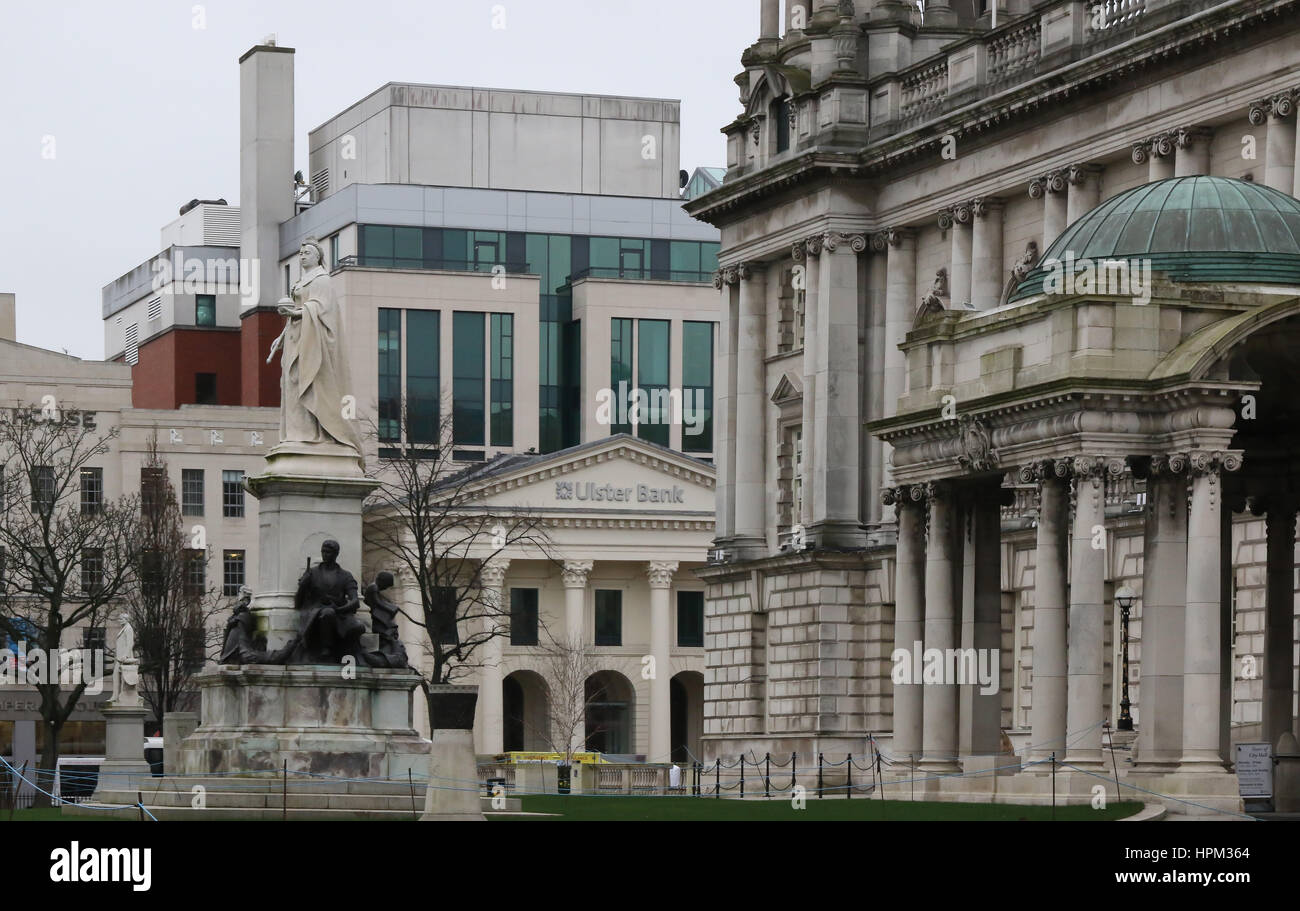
[670, 671, 704, 763]
[502, 670, 550, 752]
[584, 671, 635, 756]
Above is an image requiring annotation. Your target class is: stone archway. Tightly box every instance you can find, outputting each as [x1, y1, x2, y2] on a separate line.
[502, 670, 550, 752]
[585, 670, 636, 756]
[670, 671, 704, 763]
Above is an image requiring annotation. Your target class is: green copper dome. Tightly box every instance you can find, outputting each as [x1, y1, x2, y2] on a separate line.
[1009, 176, 1300, 302]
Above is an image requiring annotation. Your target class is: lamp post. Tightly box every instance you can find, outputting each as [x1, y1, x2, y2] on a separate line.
[1115, 585, 1136, 731]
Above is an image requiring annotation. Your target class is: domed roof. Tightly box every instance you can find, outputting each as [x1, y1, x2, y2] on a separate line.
[1010, 176, 1300, 302]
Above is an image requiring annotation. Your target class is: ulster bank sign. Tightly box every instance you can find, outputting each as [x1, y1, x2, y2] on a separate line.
[554, 480, 686, 504]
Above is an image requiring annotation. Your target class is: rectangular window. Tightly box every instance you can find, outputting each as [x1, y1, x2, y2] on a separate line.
[682, 321, 714, 453]
[509, 588, 539, 646]
[83, 626, 106, 655]
[184, 549, 206, 597]
[452, 311, 485, 447]
[433, 586, 459, 645]
[677, 591, 705, 648]
[195, 372, 217, 404]
[594, 590, 622, 647]
[378, 308, 402, 442]
[638, 319, 670, 447]
[222, 470, 245, 518]
[141, 549, 164, 600]
[407, 310, 440, 445]
[31, 465, 55, 513]
[195, 294, 216, 327]
[222, 550, 245, 596]
[181, 469, 204, 517]
[669, 241, 702, 282]
[490, 313, 513, 447]
[792, 428, 803, 521]
[329, 234, 339, 269]
[610, 318, 634, 436]
[80, 467, 103, 515]
[80, 548, 103, 594]
[140, 466, 165, 513]
[284, 264, 291, 296]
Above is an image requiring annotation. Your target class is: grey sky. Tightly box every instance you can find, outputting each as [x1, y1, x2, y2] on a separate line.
[0, 0, 750, 360]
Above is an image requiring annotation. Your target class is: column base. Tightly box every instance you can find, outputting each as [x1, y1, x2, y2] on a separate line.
[808, 520, 867, 549]
[719, 535, 766, 561]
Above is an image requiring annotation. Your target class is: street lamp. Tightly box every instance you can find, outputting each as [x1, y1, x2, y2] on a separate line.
[1115, 585, 1137, 731]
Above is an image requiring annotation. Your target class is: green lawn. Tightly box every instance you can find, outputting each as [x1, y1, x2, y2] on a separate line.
[503, 795, 1144, 821]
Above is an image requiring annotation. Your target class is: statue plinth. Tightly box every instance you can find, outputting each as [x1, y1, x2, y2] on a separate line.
[245, 444, 379, 650]
[178, 666, 430, 779]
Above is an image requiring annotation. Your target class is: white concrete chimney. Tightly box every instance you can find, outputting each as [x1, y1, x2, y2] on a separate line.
[0, 293, 15, 342]
[239, 43, 295, 311]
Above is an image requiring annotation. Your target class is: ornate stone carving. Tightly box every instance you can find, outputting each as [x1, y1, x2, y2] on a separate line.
[561, 559, 594, 589]
[955, 413, 998, 472]
[1066, 164, 1100, 186]
[751, 119, 761, 146]
[919, 267, 948, 312]
[971, 197, 1003, 218]
[846, 233, 869, 254]
[951, 201, 972, 225]
[791, 240, 806, 263]
[479, 560, 510, 589]
[1131, 141, 1149, 165]
[1002, 240, 1041, 302]
[886, 227, 915, 248]
[647, 560, 679, 588]
[806, 234, 824, 257]
[870, 232, 889, 253]
[937, 209, 954, 231]
[1176, 126, 1214, 149]
[712, 269, 724, 289]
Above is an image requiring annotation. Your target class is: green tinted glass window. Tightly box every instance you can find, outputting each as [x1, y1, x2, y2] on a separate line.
[453, 312, 485, 446]
[407, 310, 440, 444]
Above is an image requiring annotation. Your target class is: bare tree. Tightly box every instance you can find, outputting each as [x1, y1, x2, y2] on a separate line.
[528, 627, 609, 768]
[122, 433, 224, 731]
[362, 400, 553, 729]
[0, 403, 141, 806]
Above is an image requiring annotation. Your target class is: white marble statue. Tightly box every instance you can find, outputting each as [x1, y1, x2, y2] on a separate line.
[267, 239, 362, 453]
[111, 610, 141, 707]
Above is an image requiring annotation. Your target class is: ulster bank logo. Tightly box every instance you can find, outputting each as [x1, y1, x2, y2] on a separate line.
[554, 480, 684, 503]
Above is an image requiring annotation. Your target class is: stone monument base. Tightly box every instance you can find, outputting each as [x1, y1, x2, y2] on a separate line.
[92, 705, 153, 800]
[178, 665, 430, 779]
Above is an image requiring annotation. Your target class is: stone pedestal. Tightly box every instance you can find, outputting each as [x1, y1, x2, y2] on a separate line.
[244, 444, 379, 649]
[422, 685, 485, 821]
[177, 666, 430, 779]
[93, 705, 152, 798]
[162, 712, 198, 775]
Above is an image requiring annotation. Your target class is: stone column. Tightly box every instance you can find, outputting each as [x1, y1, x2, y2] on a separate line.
[1182, 451, 1241, 768]
[479, 559, 510, 755]
[797, 238, 821, 529]
[1031, 172, 1068, 250]
[810, 232, 866, 548]
[713, 270, 737, 543]
[886, 485, 926, 763]
[1136, 455, 1188, 766]
[734, 264, 767, 555]
[1065, 458, 1116, 767]
[647, 560, 678, 762]
[943, 204, 973, 309]
[561, 559, 593, 752]
[881, 229, 916, 527]
[958, 481, 1002, 758]
[1250, 94, 1297, 195]
[760, 0, 780, 38]
[882, 228, 916, 421]
[1066, 164, 1102, 226]
[970, 198, 1004, 311]
[1264, 500, 1297, 747]
[921, 482, 959, 771]
[1134, 136, 1174, 183]
[1174, 127, 1214, 177]
[1026, 460, 1070, 763]
[863, 237, 888, 531]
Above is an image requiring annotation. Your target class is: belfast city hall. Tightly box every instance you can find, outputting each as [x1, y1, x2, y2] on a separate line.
[688, 0, 1300, 813]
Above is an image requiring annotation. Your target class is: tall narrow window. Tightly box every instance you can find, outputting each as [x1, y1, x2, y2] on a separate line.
[222, 470, 245, 518]
[181, 469, 205, 516]
[195, 294, 216, 327]
[682, 322, 714, 453]
[407, 310, 440, 444]
[773, 97, 791, 153]
[184, 549, 206, 597]
[80, 548, 104, 594]
[80, 467, 103, 515]
[792, 428, 803, 521]
[638, 319, 670, 447]
[594, 590, 623, 647]
[509, 588, 539, 646]
[378, 308, 402, 442]
[140, 466, 166, 513]
[490, 313, 513, 447]
[222, 550, 245, 596]
[453, 312, 486, 447]
[610, 318, 634, 436]
[677, 591, 705, 648]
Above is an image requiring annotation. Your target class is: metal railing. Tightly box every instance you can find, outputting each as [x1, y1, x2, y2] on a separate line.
[336, 254, 530, 274]
[566, 266, 714, 284]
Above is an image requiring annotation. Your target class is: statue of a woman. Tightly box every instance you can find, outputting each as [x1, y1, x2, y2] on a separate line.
[268, 239, 362, 454]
